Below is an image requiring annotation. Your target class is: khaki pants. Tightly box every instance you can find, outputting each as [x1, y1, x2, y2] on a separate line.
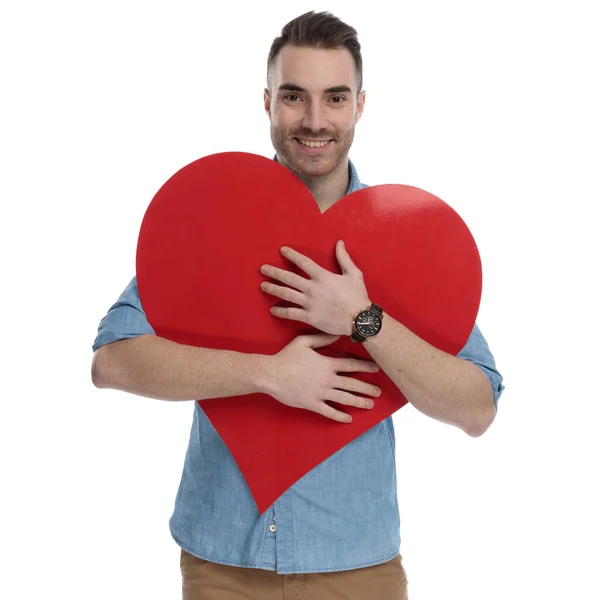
[181, 548, 408, 600]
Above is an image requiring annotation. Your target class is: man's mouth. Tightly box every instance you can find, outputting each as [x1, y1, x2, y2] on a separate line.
[295, 138, 333, 148]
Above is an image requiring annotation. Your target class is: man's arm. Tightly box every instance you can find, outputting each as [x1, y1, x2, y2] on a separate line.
[363, 315, 496, 437]
[91, 276, 381, 422]
[91, 335, 270, 401]
[260, 242, 504, 437]
[91, 277, 269, 400]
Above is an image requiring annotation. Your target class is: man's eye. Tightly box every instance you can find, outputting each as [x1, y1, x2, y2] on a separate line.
[330, 96, 346, 104]
[284, 94, 301, 102]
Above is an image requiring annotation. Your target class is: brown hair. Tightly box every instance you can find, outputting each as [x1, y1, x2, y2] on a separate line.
[267, 11, 363, 94]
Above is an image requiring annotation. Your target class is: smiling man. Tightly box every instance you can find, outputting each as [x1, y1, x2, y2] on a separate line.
[266, 44, 364, 211]
[91, 11, 504, 600]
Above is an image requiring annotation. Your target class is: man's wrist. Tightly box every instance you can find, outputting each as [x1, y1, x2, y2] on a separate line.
[348, 298, 371, 336]
[349, 300, 385, 342]
[249, 353, 277, 396]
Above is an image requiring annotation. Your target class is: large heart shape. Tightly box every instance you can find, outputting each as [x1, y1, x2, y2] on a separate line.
[136, 152, 481, 514]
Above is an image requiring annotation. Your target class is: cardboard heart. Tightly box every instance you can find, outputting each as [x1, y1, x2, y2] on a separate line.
[136, 152, 481, 514]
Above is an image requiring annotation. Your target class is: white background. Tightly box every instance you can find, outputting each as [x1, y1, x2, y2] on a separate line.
[2, 1, 599, 598]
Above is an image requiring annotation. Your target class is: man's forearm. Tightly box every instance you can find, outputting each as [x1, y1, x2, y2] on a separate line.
[364, 313, 496, 437]
[91, 335, 270, 401]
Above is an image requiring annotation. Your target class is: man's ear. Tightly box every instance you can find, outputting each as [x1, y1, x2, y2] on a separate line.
[355, 89, 366, 124]
[264, 88, 272, 118]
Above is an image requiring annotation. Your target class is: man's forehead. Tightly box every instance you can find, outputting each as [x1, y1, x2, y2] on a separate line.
[271, 45, 357, 92]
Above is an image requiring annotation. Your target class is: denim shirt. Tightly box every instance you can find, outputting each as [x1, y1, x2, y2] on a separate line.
[92, 160, 504, 574]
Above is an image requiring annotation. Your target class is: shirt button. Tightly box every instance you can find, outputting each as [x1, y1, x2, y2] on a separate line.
[269, 524, 277, 533]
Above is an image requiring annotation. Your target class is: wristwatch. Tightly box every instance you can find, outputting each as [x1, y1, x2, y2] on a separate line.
[350, 303, 383, 342]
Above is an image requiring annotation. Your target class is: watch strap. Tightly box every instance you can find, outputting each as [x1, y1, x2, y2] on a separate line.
[350, 330, 367, 343]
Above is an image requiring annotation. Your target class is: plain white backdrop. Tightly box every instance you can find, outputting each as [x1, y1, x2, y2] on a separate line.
[2, 1, 598, 598]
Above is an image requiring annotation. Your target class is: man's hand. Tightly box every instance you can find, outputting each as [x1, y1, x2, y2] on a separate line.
[263, 333, 381, 423]
[260, 240, 370, 336]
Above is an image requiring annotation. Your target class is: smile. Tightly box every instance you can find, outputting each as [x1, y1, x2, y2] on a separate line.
[296, 138, 332, 148]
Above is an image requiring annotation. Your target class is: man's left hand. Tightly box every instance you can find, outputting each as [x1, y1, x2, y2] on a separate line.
[260, 240, 370, 336]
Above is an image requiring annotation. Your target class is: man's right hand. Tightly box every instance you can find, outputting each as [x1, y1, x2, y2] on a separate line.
[262, 333, 381, 423]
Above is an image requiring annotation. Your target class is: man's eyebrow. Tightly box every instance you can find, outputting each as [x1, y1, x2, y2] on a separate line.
[324, 85, 352, 94]
[277, 83, 353, 94]
[278, 83, 307, 93]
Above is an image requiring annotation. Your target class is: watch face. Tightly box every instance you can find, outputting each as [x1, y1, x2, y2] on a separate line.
[355, 310, 382, 337]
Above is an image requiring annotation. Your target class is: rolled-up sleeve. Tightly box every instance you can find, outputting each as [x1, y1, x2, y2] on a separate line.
[457, 323, 505, 406]
[92, 276, 155, 352]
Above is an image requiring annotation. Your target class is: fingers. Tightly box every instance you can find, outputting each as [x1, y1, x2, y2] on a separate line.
[333, 375, 382, 398]
[270, 306, 307, 321]
[260, 264, 310, 292]
[324, 389, 377, 410]
[335, 240, 358, 275]
[333, 357, 380, 374]
[261, 281, 305, 305]
[280, 246, 324, 278]
[317, 388, 378, 423]
[314, 402, 353, 424]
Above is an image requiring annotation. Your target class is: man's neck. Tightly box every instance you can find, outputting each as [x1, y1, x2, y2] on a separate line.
[278, 155, 350, 213]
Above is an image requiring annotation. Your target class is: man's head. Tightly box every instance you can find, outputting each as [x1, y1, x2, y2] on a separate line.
[265, 11, 365, 180]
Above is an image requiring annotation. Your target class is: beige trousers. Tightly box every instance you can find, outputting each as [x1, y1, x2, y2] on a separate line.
[181, 548, 408, 600]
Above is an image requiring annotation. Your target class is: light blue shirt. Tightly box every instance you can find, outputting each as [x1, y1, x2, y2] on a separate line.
[92, 159, 504, 574]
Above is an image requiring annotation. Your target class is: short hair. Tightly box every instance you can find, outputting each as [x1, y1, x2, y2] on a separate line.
[267, 11, 363, 94]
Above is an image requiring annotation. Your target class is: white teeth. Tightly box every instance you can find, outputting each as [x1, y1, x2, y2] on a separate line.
[298, 139, 329, 148]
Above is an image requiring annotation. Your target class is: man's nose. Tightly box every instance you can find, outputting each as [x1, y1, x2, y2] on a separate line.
[301, 102, 326, 132]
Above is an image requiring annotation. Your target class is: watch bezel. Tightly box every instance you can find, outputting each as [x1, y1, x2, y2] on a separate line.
[353, 307, 383, 338]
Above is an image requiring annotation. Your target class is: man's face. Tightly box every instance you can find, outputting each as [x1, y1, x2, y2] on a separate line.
[265, 45, 365, 179]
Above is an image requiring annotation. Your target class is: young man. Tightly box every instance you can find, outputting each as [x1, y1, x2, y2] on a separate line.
[91, 11, 504, 600]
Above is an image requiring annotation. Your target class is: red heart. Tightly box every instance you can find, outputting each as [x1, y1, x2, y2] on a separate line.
[136, 152, 481, 514]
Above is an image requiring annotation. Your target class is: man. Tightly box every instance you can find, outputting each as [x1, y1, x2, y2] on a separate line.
[91, 11, 504, 600]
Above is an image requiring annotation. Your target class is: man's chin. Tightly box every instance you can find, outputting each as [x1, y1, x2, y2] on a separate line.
[281, 152, 335, 178]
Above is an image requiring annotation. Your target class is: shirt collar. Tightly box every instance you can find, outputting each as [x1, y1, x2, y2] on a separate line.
[346, 159, 362, 194]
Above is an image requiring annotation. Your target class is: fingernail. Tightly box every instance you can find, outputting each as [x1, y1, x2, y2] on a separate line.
[366, 400, 375, 408]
